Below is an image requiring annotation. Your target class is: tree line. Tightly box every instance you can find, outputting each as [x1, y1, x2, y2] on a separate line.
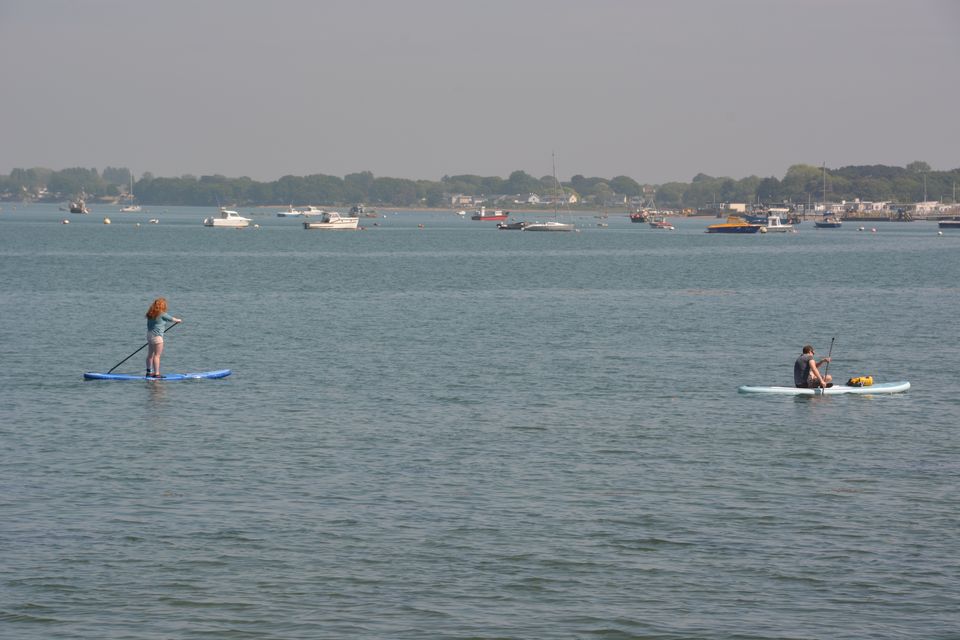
[2, 162, 957, 209]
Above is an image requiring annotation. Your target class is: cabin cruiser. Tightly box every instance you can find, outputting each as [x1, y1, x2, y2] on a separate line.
[303, 211, 360, 230]
[762, 215, 796, 233]
[203, 208, 251, 228]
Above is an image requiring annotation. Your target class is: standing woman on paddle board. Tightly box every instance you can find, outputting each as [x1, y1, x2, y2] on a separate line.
[145, 298, 181, 378]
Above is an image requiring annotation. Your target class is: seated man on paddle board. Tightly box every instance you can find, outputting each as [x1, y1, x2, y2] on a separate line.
[794, 345, 832, 388]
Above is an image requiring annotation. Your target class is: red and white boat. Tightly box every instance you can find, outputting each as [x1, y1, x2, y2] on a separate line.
[471, 206, 509, 221]
[649, 216, 675, 230]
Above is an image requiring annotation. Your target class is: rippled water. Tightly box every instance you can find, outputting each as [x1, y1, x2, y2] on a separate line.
[2, 204, 959, 638]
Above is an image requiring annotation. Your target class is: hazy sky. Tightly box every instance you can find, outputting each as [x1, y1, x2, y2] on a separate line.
[1, 0, 957, 184]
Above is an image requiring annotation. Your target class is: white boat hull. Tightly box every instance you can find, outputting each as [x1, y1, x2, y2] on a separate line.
[303, 214, 359, 230]
[204, 218, 250, 228]
[524, 221, 575, 232]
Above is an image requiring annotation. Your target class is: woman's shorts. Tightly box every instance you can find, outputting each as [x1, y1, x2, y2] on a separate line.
[147, 334, 164, 345]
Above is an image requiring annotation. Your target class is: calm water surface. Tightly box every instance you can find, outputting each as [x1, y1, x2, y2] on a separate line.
[2, 204, 959, 638]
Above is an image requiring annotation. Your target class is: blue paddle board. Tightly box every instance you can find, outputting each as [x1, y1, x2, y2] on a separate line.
[84, 369, 231, 381]
[738, 381, 909, 395]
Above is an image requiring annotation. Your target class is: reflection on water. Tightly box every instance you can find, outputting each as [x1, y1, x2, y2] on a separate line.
[146, 380, 168, 405]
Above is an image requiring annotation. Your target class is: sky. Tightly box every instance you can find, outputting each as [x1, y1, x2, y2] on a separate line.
[1, 0, 958, 185]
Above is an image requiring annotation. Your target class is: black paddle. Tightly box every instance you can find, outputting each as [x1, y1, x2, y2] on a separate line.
[821, 336, 835, 387]
[824, 336, 835, 375]
[107, 321, 180, 373]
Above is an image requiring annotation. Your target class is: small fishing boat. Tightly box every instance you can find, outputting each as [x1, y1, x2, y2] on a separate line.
[203, 208, 251, 228]
[649, 216, 675, 230]
[350, 204, 379, 217]
[69, 197, 89, 214]
[706, 216, 763, 234]
[762, 215, 796, 233]
[471, 206, 509, 221]
[303, 211, 360, 230]
[815, 216, 843, 228]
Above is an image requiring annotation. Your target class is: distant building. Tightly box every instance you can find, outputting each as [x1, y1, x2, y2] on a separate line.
[844, 199, 892, 213]
[543, 193, 578, 205]
[450, 194, 478, 206]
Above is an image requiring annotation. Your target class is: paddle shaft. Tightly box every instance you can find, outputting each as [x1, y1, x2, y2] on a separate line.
[824, 336, 835, 376]
[106, 321, 179, 374]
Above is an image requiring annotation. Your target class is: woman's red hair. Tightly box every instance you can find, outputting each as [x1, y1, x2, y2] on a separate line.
[146, 297, 167, 319]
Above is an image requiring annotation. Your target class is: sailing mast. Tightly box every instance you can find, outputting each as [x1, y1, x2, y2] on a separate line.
[553, 151, 560, 220]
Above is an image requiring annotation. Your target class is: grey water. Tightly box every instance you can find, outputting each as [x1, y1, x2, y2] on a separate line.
[2, 204, 959, 639]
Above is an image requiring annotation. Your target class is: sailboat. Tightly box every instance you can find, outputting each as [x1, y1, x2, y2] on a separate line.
[119, 172, 141, 211]
[814, 163, 842, 228]
[525, 153, 575, 232]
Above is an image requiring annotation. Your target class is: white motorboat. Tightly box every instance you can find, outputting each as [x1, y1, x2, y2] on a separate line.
[303, 211, 360, 230]
[119, 204, 141, 212]
[278, 205, 327, 217]
[762, 215, 796, 233]
[203, 208, 251, 228]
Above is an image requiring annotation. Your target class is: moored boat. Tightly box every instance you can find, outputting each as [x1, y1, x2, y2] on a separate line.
[203, 208, 251, 228]
[814, 216, 843, 228]
[938, 219, 960, 229]
[524, 220, 575, 232]
[762, 215, 796, 233]
[279, 205, 326, 217]
[303, 211, 360, 230]
[706, 216, 763, 234]
[497, 220, 528, 230]
[69, 198, 89, 214]
[350, 204, 379, 217]
[471, 206, 509, 221]
[649, 216, 675, 230]
[119, 204, 141, 212]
